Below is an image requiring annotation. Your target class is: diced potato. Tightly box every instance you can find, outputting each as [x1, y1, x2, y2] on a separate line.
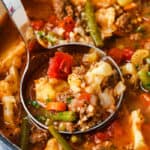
[5, 66, 20, 94]
[35, 77, 69, 103]
[86, 61, 113, 80]
[55, 80, 69, 92]
[85, 61, 113, 94]
[2, 96, 16, 127]
[88, 82, 103, 94]
[35, 77, 56, 103]
[131, 110, 149, 150]
[45, 138, 62, 150]
[68, 73, 82, 93]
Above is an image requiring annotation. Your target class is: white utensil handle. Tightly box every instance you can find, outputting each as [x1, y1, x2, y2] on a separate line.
[2, 0, 29, 41]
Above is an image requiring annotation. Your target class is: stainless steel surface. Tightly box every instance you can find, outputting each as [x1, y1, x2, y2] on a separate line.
[2, 0, 125, 135]
[0, 134, 20, 150]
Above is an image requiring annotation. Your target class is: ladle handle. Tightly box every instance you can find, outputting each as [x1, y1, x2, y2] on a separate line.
[2, 0, 29, 42]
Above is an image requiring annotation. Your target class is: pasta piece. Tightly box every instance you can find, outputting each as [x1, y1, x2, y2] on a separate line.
[99, 88, 115, 111]
[114, 81, 126, 96]
[95, 7, 116, 38]
[131, 110, 149, 150]
[131, 49, 149, 67]
[5, 66, 20, 94]
[121, 63, 138, 84]
[45, 138, 63, 150]
[0, 41, 25, 73]
[0, 80, 12, 99]
[2, 96, 16, 127]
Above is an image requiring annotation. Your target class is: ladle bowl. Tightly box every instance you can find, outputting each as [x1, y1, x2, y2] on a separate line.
[20, 42, 124, 134]
[2, 0, 125, 134]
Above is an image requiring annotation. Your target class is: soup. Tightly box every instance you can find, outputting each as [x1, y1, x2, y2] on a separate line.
[0, 0, 150, 150]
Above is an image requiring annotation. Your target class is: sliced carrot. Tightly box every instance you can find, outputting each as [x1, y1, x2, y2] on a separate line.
[46, 102, 67, 111]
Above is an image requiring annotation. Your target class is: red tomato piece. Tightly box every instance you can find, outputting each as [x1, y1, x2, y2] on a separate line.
[47, 52, 73, 79]
[48, 15, 59, 26]
[60, 16, 75, 32]
[31, 20, 45, 30]
[64, 31, 70, 40]
[122, 48, 134, 61]
[78, 92, 91, 101]
[64, 16, 75, 32]
[108, 48, 124, 64]
[58, 16, 75, 39]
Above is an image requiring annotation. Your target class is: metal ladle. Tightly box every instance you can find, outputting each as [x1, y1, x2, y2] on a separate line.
[2, 0, 124, 134]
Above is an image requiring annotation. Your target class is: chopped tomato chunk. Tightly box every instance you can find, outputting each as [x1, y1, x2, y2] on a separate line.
[48, 15, 59, 26]
[122, 48, 134, 61]
[47, 52, 73, 79]
[58, 16, 75, 39]
[108, 48, 134, 64]
[31, 20, 45, 30]
[78, 92, 91, 101]
[59, 16, 75, 32]
[46, 102, 67, 111]
[108, 48, 123, 64]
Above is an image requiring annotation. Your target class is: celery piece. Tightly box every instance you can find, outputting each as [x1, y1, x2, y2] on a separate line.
[85, 0, 103, 47]
[51, 111, 77, 122]
[20, 117, 30, 150]
[48, 125, 73, 150]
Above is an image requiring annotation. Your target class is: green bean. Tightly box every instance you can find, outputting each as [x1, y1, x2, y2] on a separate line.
[48, 125, 73, 150]
[51, 111, 77, 122]
[20, 116, 30, 150]
[40, 110, 77, 122]
[85, 0, 103, 47]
